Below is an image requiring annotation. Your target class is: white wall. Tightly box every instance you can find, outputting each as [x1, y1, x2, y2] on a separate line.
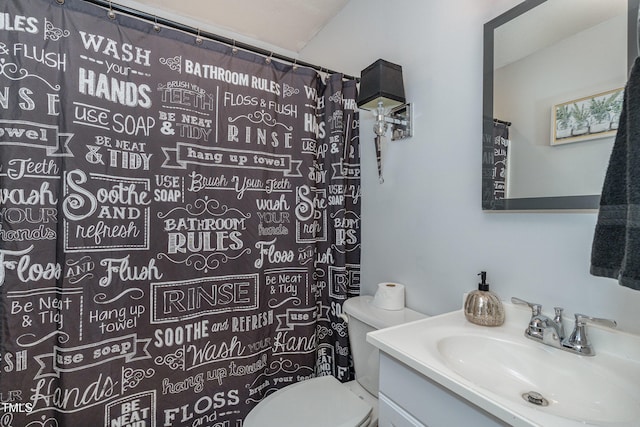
[299, 0, 640, 334]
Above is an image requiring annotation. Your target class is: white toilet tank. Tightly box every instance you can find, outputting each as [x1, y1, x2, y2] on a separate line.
[343, 296, 427, 396]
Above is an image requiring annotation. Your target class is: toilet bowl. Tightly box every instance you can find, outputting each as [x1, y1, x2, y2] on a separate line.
[243, 295, 427, 427]
[244, 375, 373, 427]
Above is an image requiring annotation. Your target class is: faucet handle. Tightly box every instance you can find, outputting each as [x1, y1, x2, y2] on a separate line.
[574, 313, 617, 329]
[563, 313, 617, 356]
[511, 297, 542, 315]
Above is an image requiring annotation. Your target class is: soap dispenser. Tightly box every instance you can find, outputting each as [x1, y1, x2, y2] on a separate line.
[464, 271, 505, 326]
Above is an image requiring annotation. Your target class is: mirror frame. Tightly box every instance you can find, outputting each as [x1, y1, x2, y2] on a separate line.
[482, 0, 640, 211]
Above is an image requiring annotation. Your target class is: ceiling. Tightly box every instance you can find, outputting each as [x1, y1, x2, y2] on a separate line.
[113, 0, 351, 53]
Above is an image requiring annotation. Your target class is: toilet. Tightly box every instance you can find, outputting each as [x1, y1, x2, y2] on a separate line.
[243, 295, 427, 427]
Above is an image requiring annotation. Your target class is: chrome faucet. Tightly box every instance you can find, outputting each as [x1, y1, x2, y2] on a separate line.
[511, 297, 564, 346]
[511, 297, 616, 356]
[563, 313, 617, 356]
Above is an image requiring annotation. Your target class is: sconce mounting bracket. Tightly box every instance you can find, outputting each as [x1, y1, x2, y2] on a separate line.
[387, 103, 412, 141]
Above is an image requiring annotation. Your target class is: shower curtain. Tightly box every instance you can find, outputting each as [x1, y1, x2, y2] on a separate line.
[0, 1, 361, 426]
[491, 121, 509, 200]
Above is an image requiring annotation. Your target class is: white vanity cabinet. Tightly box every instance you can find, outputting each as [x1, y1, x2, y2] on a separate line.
[377, 352, 509, 427]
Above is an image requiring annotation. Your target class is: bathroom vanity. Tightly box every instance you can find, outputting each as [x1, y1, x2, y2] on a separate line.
[367, 302, 640, 427]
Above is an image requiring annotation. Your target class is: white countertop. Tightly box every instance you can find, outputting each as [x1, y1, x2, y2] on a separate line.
[367, 302, 640, 427]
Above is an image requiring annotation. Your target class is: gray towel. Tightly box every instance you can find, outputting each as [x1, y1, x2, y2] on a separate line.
[591, 57, 640, 290]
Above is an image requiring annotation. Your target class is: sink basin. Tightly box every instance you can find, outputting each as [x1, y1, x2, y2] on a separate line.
[437, 334, 640, 424]
[368, 302, 640, 427]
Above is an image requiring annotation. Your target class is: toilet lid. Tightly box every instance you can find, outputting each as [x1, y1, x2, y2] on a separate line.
[244, 375, 372, 427]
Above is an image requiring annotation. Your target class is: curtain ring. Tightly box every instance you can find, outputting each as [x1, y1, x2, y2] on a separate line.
[153, 16, 161, 32]
[56, 0, 64, 4]
[195, 28, 203, 45]
[265, 52, 273, 64]
[292, 59, 298, 71]
[107, 1, 116, 19]
[231, 40, 238, 54]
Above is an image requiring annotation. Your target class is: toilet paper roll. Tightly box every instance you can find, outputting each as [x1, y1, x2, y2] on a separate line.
[372, 282, 405, 311]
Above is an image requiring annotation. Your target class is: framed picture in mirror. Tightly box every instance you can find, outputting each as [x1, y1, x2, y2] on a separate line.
[551, 87, 624, 146]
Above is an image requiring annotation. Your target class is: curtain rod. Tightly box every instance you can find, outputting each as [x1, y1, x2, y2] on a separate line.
[493, 118, 511, 127]
[81, 0, 360, 81]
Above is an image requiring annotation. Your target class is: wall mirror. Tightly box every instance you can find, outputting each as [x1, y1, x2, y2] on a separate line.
[482, 0, 639, 211]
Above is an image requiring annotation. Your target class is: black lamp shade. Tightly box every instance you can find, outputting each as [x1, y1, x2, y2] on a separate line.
[356, 59, 406, 110]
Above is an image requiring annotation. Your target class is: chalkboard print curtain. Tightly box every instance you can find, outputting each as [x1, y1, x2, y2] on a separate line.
[491, 121, 509, 200]
[0, 0, 362, 425]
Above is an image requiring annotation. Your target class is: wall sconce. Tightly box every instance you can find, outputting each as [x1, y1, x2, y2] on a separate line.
[356, 59, 412, 183]
[357, 59, 412, 140]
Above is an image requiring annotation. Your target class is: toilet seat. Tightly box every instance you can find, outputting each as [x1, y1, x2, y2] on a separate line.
[243, 375, 372, 427]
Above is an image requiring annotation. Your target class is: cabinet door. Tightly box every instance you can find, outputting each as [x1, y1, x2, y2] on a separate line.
[379, 353, 510, 427]
[379, 393, 427, 427]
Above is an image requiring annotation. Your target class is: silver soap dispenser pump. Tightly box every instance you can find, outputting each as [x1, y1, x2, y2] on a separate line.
[464, 271, 505, 326]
